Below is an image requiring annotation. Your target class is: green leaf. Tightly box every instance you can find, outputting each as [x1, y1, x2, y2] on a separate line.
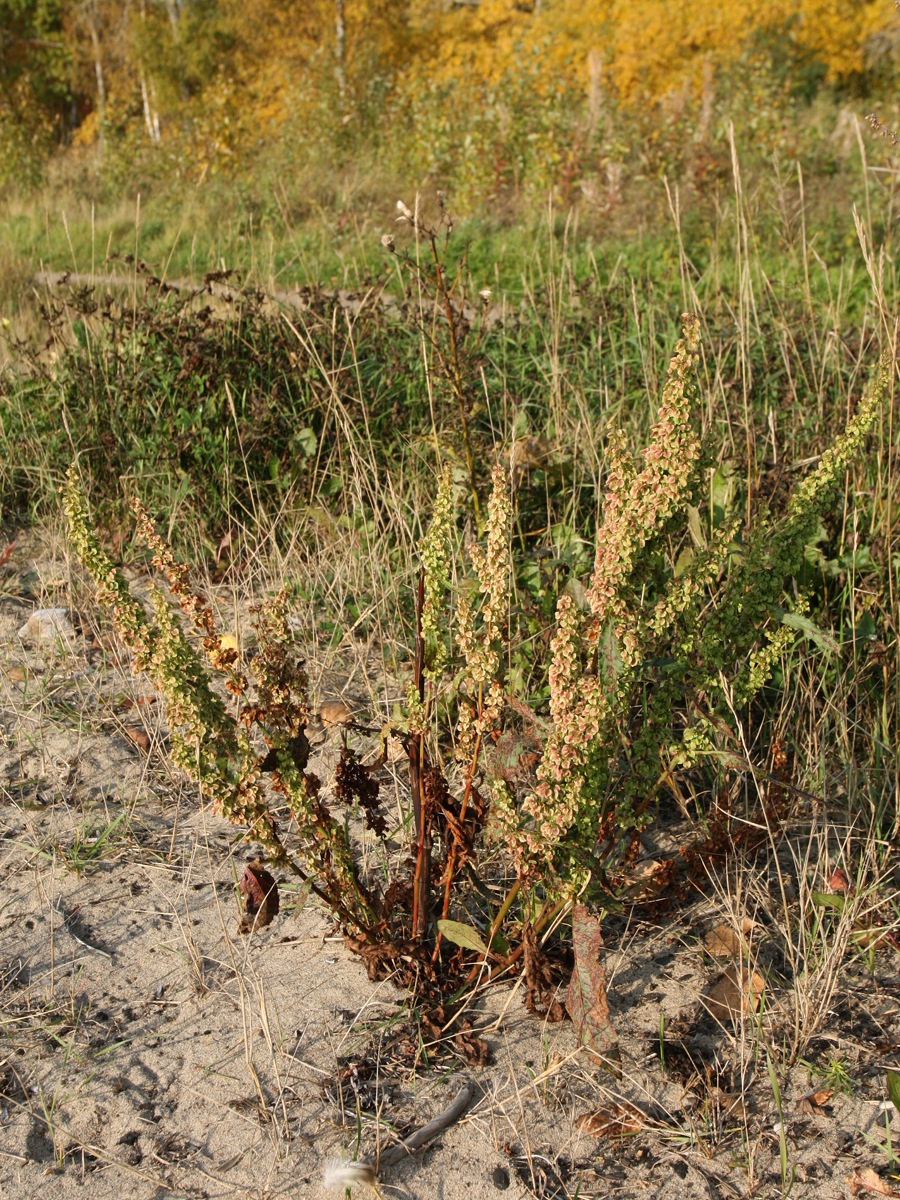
[811, 891, 846, 912]
[437, 919, 488, 953]
[490, 932, 510, 955]
[674, 546, 694, 578]
[598, 620, 624, 689]
[887, 1070, 900, 1113]
[782, 612, 840, 656]
[687, 504, 706, 549]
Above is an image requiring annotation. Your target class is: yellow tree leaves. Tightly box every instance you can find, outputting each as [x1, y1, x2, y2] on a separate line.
[410, 0, 896, 105]
[6, 0, 897, 184]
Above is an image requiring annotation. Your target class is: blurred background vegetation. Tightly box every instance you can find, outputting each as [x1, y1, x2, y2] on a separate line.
[1, 0, 899, 273]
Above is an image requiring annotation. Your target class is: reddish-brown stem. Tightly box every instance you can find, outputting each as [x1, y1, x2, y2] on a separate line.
[426, 231, 480, 522]
[460, 889, 566, 987]
[431, 725, 484, 963]
[410, 568, 431, 940]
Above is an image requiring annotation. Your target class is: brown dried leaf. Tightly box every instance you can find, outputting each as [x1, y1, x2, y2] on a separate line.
[796, 1086, 834, 1115]
[577, 1100, 644, 1138]
[701, 1087, 746, 1119]
[703, 966, 765, 1022]
[256, 731, 310, 774]
[846, 1167, 900, 1197]
[704, 918, 757, 958]
[124, 727, 151, 752]
[238, 861, 279, 933]
[620, 859, 669, 902]
[320, 700, 353, 728]
[566, 905, 619, 1069]
[828, 866, 853, 894]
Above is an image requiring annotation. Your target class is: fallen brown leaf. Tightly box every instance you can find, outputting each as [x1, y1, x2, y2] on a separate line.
[238, 861, 279, 933]
[704, 918, 757, 958]
[846, 1167, 900, 1197]
[620, 859, 670, 902]
[8, 665, 28, 682]
[703, 965, 765, 1022]
[577, 1100, 644, 1138]
[796, 1086, 834, 1115]
[320, 700, 353, 728]
[701, 1087, 746, 1119]
[828, 866, 852, 894]
[124, 727, 151, 752]
[566, 905, 619, 1068]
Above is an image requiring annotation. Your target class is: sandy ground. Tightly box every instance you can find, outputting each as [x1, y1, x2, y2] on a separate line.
[1, 540, 899, 1200]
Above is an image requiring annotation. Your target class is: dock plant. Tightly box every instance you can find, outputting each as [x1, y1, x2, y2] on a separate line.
[64, 309, 891, 1004]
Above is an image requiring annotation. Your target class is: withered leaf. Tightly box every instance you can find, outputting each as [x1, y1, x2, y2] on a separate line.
[796, 1086, 834, 1115]
[566, 905, 619, 1070]
[320, 700, 353, 728]
[577, 1099, 643, 1138]
[704, 918, 757, 958]
[828, 866, 852, 894]
[846, 1167, 900, 1197]
[256, 731, 310, 774]
[703, 966, 765, 1023]
[701, 1087, 746, 1119]
[239, 861, 279, 933]
[124, 727, 151, 752]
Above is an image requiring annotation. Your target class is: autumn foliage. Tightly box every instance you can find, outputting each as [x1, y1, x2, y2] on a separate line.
[1, 0, 897, 195]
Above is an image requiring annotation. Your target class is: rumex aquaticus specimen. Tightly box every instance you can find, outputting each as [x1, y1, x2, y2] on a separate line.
[64, 313, 891, 1013]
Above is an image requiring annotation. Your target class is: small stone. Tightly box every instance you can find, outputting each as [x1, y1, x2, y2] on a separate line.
[18, 608, 76, 644]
